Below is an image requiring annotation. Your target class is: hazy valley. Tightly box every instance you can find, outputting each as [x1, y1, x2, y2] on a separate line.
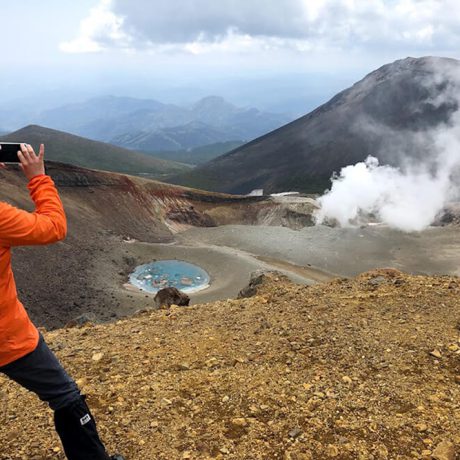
[1, 95, 292, 163]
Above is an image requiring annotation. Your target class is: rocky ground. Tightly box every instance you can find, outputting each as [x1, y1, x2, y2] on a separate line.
[1, 270, 459, 459]
[435, 204, 460, 227]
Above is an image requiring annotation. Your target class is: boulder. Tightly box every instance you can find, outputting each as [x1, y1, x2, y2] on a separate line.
[237, 270, 286, 299]
[65, 312, 97, 328]
[153, 287, 190, 308]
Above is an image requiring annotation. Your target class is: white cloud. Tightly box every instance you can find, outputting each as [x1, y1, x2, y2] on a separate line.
[60, 0, 460, 55]
[60, 0, 131, 53]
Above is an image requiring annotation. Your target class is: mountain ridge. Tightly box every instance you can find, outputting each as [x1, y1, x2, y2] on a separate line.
[1, 125, 190, 178]
[168, 56, 460, 194]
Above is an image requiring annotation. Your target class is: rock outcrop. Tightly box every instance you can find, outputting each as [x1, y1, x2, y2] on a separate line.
[237, 270, 287, 298]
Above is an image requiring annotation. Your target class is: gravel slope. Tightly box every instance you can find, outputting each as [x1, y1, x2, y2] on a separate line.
[1, 270, 459, 459]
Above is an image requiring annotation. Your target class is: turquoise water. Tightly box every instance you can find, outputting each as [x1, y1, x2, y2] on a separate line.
[129, 260, 210, 293]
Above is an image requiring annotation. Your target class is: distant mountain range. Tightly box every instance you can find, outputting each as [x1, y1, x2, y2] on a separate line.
[34, 95, 291, 153]
[1, 125, 190, 179]
[169, 57, 460, 194]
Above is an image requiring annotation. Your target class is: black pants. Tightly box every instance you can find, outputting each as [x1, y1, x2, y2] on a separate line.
[0, 333, 110, 460]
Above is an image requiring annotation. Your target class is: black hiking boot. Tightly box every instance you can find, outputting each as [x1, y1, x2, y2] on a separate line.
[110, 456, 125, 460]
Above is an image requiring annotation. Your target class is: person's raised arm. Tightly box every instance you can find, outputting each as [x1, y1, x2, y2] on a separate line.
[0, 144, 67, 247]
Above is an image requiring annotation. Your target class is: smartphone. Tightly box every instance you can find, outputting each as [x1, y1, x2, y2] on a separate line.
[0, 143, 21, 163]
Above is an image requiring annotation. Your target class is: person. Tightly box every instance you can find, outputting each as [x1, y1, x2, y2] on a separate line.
[0, 144, 124, 460]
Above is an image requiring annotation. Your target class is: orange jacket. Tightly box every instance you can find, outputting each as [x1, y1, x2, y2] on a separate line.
[0, 174, 67, 367]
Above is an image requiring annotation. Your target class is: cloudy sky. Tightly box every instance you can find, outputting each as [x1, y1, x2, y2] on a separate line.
[2, 0, 460, 114]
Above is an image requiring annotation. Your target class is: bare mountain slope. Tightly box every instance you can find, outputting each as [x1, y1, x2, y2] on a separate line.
[1, 270, 459, 459]
[169, 56, 460, 194]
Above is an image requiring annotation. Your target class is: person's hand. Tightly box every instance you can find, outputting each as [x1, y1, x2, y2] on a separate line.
[0, 162, 6, 170]
[18, 143, 45, 181]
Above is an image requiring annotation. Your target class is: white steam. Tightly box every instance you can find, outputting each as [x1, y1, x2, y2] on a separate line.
[315, 60, 460, 232]
[315, 63, 460, 233]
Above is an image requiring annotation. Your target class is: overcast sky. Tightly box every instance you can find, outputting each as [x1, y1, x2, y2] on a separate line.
[2, 0, 460, 114]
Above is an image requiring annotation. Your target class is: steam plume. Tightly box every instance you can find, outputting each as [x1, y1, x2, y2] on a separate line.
[315, 114, 460, 232]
